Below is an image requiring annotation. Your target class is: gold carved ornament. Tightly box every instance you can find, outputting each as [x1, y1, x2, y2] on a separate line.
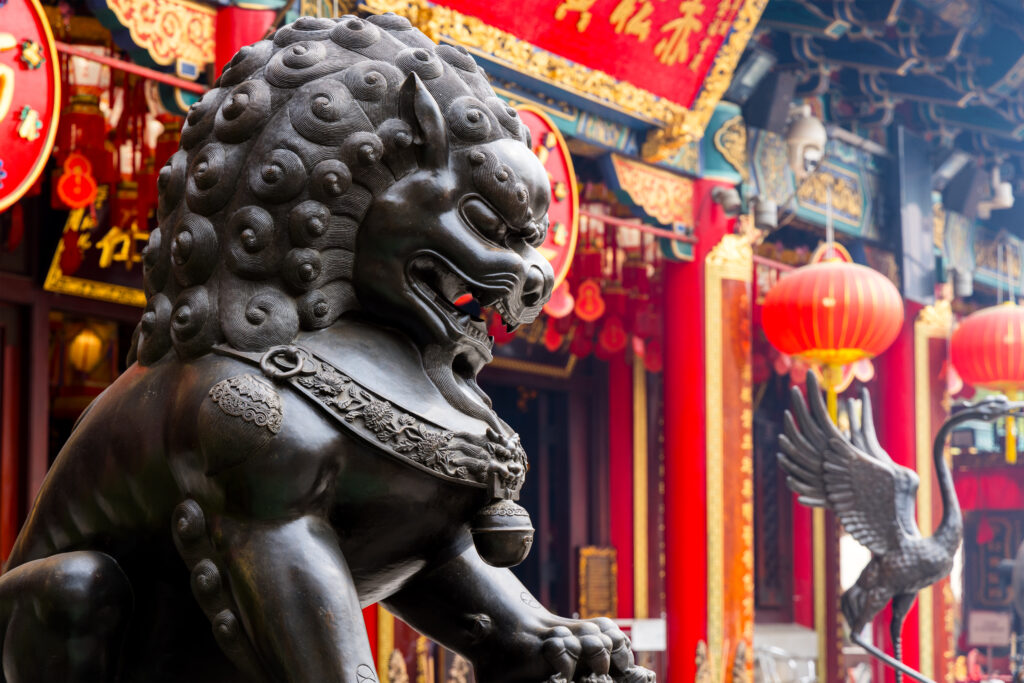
[795, 168, 864, 225]
[642, 0, 770, 161]
[105, 0, 215, 67]
[705, 232, 753, 279]
[713, 114, 748, 181]
[610, 154, 694, 225]
[388, 649, 410, 683]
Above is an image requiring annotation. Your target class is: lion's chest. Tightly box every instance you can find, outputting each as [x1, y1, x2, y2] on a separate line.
[328, 434, 487, 603]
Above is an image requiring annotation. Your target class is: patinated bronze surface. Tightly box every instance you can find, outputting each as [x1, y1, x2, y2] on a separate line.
[780, 373, 1022, 683]
[0, 15, 655, 682]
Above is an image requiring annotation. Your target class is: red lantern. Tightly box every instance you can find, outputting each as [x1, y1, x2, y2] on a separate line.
[761, 252, 904, 423]
[951, 302, 1024, 463]
[952, 302, 1024, 392]
[762, 260, 904, 370]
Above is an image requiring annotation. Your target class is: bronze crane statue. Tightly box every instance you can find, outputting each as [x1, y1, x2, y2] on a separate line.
[778, 372, 1024, 683]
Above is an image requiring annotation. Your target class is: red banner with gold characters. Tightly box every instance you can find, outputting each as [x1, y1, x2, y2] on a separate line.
[0, 0, 60, 212]
[437, 0, 747, 108]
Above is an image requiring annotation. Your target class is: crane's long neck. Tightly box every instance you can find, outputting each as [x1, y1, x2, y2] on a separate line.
[933, 412, 973, 551]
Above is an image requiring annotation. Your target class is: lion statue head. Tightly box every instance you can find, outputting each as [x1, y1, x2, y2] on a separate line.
[132, 13, 554, 393]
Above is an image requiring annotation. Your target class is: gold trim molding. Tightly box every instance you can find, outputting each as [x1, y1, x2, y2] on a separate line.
[633, 356, 649, 619]
[704, 232, 753, 683]
[914, 302, 952, 680]
[490, 354, 577, 379]
[377, 606, 395, 682]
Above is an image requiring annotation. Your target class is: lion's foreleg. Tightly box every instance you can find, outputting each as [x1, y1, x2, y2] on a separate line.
[384, 541, 653, 682]
[174, 502, 375, 683]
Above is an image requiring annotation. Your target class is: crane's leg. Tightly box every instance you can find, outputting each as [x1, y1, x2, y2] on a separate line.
[890, 593, 917, 683]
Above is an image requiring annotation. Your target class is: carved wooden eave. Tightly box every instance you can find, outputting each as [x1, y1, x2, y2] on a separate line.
[771, 0, 1024, 164]
[608, 154, 695, 226]
[358, 0, 770, 163]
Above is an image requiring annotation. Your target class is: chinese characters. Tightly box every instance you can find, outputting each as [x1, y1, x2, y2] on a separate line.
[553, 0, 742, 69]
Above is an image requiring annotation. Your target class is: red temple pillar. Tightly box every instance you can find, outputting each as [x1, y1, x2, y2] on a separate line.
[609, 355, 634, 617]
[873, 300, 924, 681]
[215, 7, 277, 77]
[663, 179, 733, 682]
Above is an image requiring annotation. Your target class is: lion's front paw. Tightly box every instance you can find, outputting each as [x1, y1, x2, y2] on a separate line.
[538, 617, 656, 682]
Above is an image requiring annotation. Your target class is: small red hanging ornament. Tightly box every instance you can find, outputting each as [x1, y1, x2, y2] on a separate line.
[643, 338, 663, 373]
[543, 320, 563, 352]
[622, 257, 649, 294]
[976, 517, 995, 545]
[59, 229, 84, 276]
[575, 279, 606, 322]
[111, 181, 139, 231]
[569, 323, 593, 358]
[554, 312, 575, 335]
[543, 280, 575, 319]
[136, 149, 158, 223]
[603, 284, 627, 318]
[155, 115, 182, 171]
[577, 247, 603, 280]
[55, 153, 98, 209]
[597, 315, 628, 356]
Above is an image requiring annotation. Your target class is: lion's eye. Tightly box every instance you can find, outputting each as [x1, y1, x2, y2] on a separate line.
[461, 198, 508, 244]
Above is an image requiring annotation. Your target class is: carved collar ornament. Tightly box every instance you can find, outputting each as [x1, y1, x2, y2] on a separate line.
[213, 344, 528, 499]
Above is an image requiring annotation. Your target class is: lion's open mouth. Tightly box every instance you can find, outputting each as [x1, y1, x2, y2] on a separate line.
[406, 254, 523, 355]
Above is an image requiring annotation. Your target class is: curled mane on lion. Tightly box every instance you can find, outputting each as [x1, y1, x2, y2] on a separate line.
[130, 13, 531, 366]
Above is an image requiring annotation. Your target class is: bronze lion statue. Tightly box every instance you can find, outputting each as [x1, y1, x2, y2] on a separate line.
[0, 14, 655, 683]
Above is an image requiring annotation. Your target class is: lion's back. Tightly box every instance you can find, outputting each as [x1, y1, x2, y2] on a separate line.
[6, 362, 182, 569]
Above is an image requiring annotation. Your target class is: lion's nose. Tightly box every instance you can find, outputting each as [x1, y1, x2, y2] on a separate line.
[522, 265, 551, 308]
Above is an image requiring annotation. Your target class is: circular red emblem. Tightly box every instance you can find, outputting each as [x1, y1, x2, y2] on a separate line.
[516, 105, 578, 290]
[56, 153, 98, 208]
[0, 0, 60, 213]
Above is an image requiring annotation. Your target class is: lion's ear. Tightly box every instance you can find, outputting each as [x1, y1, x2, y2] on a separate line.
[400, 72, 448, 171]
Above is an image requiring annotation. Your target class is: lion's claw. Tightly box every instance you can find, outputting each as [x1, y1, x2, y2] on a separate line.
[533, 618, 656, 682]
[621, 667, 657, 683]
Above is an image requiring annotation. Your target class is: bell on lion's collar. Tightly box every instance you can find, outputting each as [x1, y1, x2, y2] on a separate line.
[471, 498, 534, 568]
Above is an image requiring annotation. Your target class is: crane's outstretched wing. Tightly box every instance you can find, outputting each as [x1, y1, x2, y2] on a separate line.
[777, 372, 919, 556]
